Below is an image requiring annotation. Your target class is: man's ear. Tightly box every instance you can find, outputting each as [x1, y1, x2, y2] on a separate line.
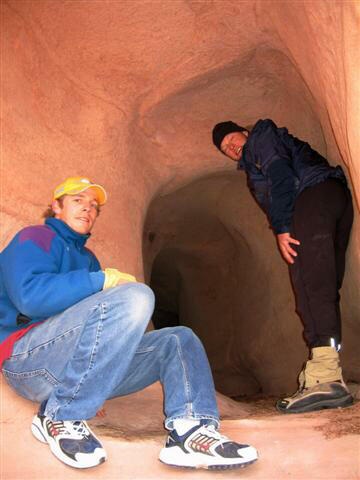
[52, 200, 61, 215]
[244, 130, 249, 137]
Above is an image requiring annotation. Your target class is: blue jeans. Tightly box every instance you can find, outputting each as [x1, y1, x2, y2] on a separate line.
[2, 283, 219, 429]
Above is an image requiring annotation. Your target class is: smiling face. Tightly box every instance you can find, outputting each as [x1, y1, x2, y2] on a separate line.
[220, 131, 249, 162]
[52, 189, 99, 234]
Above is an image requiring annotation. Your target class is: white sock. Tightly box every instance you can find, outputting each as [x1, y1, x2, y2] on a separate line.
[173, 418, 200, 436]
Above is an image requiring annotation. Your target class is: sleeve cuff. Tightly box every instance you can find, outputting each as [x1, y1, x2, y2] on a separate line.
[274, 225, 291, 234]
[89, 271, 105, 292]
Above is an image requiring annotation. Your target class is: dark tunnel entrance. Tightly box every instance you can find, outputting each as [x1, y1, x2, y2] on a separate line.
[150, 251, 181, 330]
[143, 173, 306, 398]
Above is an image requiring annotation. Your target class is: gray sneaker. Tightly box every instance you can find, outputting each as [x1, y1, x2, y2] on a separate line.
[276, 380, 353, 414]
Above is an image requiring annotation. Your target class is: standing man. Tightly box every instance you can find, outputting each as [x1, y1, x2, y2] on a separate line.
[0, 176, 258, 470]
[212, 119, 354, 413]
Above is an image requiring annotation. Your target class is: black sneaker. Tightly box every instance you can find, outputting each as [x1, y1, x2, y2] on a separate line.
[276, 380, 353, 414]
[159, 422, 258, 470]
[31, 406, 106, 468]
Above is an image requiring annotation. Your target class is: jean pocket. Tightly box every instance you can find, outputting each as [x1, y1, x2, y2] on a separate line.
[2, 368, 59, 403]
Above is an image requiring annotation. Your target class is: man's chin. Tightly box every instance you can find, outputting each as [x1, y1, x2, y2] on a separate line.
[71, 223, 92, 235]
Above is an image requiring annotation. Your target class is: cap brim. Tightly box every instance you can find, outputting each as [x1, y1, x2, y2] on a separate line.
[56, 184, 107, 205]
[80, 185, 107, 205]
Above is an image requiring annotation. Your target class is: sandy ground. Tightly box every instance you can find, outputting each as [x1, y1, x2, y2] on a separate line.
[1, 379, 360, 480]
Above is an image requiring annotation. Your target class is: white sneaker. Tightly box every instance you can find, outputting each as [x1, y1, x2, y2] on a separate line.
[31, 412, 106, 469]
[159, 422, 258, 470]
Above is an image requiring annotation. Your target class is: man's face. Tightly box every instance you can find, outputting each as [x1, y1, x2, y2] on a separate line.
[53, 189, 99, 234]
[220, 131, 249, 162]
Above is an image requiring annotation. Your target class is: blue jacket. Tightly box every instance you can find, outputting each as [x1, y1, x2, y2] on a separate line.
[239, 119, 347, 234]
[0, 217, 105, 343]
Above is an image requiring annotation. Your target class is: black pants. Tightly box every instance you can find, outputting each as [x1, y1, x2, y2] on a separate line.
[289, 179, 353, 348]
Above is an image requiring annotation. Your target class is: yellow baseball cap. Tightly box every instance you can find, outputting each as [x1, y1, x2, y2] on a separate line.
[53, 177, 107, 205]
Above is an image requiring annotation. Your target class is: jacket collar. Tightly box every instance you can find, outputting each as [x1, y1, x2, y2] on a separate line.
[45, 217, 90, 248]
[236, 143, 247, 170]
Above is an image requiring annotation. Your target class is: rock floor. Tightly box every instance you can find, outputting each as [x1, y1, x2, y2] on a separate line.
[1, 379, 359, 479]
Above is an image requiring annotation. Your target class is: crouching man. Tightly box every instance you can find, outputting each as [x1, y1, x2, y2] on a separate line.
[0, 176, 258, 470]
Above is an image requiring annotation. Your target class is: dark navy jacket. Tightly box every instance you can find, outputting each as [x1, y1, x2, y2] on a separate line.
[238, 119, 347, 234]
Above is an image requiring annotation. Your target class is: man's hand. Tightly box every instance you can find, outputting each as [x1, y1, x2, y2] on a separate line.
[276, 233, 300, 264]
[103, 268, 137, 289]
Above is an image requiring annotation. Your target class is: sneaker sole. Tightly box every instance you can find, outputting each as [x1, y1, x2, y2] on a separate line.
[159, 445, 258, 470]
[31, 415, 107, 469]
[159, 458, 258, 470]
[276, 394, 354, 414]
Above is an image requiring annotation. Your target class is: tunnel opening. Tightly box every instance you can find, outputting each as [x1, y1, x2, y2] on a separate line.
[137, 43, 344, 399]
[150, 249, 181, 330]
[143, 172, 308, 399]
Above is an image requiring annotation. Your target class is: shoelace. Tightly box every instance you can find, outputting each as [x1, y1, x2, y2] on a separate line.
[49, 419, 90, 438]
[202, 424, 228, 444]
[287, 370, 307, 398]
[70, 421, 90, 437]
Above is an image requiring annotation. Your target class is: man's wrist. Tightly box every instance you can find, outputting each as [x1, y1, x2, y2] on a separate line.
[275, 226, 290, 235]
[89, 271, 106, 292]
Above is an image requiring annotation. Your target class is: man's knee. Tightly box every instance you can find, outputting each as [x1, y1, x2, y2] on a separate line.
[167, 326, 202, 348]
[110, 282, 155, 322]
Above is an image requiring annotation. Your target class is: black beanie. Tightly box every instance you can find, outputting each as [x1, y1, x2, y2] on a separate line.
[212, 121, 247, 151]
